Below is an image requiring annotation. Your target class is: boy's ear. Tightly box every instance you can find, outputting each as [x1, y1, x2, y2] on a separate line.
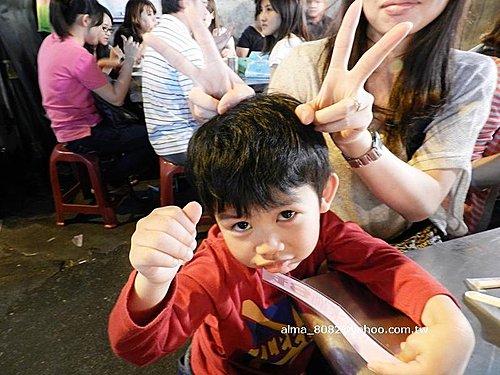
[320, 173, 339, 213]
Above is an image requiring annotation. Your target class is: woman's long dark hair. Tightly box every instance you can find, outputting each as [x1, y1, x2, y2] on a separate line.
[121, 0, 157, 42]
[321, 0, 467, 157]
[261, 0, 311, 53]
[50, 0, 103, 40]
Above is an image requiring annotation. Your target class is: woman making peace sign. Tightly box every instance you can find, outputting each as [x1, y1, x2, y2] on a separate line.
[269, 0, 496, 248]
[145, 0, 495, 248]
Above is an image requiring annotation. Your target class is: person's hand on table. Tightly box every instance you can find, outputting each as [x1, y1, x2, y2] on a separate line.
[368, 295, 474, 374]
[295, 0, 412, 147]
[142, 0, 254, 123]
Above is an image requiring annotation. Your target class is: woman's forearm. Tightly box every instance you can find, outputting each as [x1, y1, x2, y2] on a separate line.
[111, 56, 135, 105]
[336, 131, 458, 221]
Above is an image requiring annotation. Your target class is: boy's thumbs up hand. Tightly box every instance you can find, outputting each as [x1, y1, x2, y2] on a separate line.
[183, 201, 203, 227]
[129, 203, 202, 285]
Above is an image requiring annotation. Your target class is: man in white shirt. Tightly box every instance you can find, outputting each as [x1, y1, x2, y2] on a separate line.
[142, 0, 206, 165]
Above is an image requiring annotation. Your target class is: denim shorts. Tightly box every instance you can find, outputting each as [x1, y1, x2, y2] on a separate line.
[177, 345, 193, 375]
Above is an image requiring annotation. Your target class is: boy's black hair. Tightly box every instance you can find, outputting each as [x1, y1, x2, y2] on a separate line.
[186, 94, 332, 218]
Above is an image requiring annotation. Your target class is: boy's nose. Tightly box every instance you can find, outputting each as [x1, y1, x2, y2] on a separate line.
[256, 236, 285, 258]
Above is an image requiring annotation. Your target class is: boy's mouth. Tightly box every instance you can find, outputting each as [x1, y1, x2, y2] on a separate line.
[254, 256, 297, 273]
[261, 260, 291, 273]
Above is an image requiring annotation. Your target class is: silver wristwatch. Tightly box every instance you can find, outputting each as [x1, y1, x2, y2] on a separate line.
[342, 130, 383, 168]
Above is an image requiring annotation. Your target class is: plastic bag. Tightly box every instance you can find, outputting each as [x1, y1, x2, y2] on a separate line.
[244, 52, 270, 79]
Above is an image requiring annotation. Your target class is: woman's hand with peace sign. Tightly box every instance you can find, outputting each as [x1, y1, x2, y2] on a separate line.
[295, 0, 412, 147]
[142, 0, 254, 123]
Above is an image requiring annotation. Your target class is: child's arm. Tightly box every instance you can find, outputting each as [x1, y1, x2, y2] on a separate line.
[320, 215, 474, 373]
[367, 294, 475, 374]
[127, 202, 202, 323]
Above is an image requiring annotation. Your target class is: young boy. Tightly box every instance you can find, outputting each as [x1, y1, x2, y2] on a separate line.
[109, 95, 474, 374]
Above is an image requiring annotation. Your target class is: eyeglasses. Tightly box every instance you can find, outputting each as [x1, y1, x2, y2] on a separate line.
[101, 26, 113, 34]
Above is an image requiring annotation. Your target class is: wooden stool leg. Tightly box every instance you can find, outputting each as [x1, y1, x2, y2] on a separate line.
[158, 158, 214, 227]
[82, 158, 118, 229]
[50, 154, 66, 226]
[76, 163, 93, 199]
[160, 158, 184, 207]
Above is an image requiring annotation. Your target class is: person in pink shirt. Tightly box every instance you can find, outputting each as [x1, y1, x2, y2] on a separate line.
[38, 0, 155, 188]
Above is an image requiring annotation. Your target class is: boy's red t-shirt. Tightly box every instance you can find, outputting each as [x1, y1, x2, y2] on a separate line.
[108, 211, 452, 374]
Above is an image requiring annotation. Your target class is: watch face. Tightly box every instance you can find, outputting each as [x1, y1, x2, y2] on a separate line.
[372, 130, 382, 150]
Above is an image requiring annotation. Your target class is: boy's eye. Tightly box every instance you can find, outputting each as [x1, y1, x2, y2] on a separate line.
[233, 221, 251, 232]
[278, 210, 295, 221]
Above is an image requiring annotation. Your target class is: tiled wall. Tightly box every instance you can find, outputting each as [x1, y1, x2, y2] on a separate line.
[216, 0, 255, 39]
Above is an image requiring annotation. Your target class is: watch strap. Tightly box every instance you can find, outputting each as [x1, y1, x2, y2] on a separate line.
[342, 130, 383, 168]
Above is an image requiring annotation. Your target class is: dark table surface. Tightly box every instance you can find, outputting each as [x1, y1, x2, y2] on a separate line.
[406, 228, 500, 374]
[301, 228, 500, 374]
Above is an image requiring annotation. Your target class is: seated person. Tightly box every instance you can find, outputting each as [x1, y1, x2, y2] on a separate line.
[269, 0, 496, 250]
[84, 5, 125, 78]
[38, 0, 156, 190]
[108, 94, 474, 375]
[141, 0, 205, 165]
[465, 17, 500, 233]
[258, 0, 311, 72]
[113, 0, 158, 61]
[85, 5, 115, 65]
[305, 0, 333, 40]
[236, 1, 266, 58]
[464, 66, 499, 233]
[205, 0, 237, 58]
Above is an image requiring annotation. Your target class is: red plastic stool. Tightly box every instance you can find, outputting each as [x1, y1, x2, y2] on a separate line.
[49, 144, 118, 228]
[159, 157, 213, 226]
[159, 157, 185, 207]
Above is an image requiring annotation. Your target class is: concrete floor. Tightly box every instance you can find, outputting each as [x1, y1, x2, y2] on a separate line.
[0, 181, 191, 374]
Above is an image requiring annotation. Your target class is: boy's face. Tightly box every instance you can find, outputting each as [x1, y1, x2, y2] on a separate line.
[215, 177, 337, 274]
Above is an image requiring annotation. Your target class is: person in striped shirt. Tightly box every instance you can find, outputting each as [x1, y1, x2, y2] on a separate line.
[141, 0, 207, 165]
[465, 18, 500, 233]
